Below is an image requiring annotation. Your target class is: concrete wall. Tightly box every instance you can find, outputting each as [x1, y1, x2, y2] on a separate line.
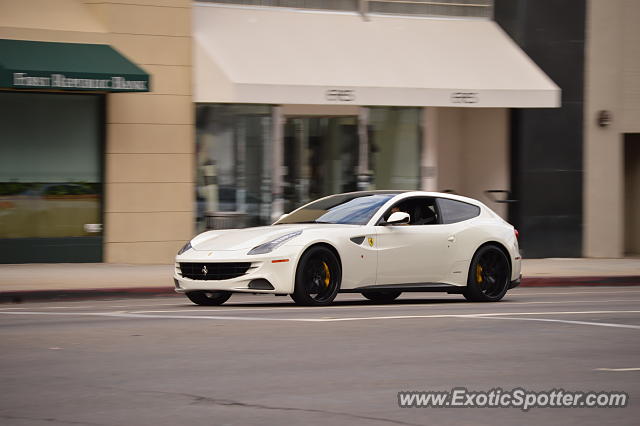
[0, 0, 194, 263]
[584, 0, 640, 257]
[432, 107, 510, 219]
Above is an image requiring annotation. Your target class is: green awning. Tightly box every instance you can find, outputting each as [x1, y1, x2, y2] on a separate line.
[0, 39, 150, 92]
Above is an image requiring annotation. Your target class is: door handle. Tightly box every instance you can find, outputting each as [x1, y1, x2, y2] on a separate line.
[447, 236, 455, 242]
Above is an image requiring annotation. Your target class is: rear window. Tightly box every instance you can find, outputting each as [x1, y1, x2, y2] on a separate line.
[437, 198, 480, 224]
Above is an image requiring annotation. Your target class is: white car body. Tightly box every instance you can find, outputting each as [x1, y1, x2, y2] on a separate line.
[174, 191, 521, 299]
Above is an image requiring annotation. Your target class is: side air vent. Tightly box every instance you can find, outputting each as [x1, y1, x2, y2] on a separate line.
[350, 236, 366, 245]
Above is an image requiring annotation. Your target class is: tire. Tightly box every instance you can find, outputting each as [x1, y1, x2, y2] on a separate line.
[362, 291, 402, 303]
[291, 246, 341, 306]
[186, 290, 232, 306]
[464, 244, 510, 302]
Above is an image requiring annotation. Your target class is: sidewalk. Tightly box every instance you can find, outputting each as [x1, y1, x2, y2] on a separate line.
[1, 258, 639, 302]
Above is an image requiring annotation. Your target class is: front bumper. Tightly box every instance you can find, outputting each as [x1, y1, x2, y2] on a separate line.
[508, 274, 522, 289]
[173, 248, 299, 295]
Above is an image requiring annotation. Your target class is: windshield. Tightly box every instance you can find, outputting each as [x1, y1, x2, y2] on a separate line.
[275, 193, 397, 225]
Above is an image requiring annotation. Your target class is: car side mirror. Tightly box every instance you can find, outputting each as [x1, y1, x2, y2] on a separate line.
[386, 211, 410, 225]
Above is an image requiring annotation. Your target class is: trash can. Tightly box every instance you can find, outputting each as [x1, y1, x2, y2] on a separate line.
[204, 211, 248, 230]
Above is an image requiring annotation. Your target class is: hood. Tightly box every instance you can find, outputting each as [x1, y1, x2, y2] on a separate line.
[190, 223, 359, 251]
[191, 224, 304, 251]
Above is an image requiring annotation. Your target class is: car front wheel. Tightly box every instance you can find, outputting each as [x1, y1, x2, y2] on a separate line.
[291, 246, 341, 306]
[464, 245, 510, 302]
[186, 290, 232, 306]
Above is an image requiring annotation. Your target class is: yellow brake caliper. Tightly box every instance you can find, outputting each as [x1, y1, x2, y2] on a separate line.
[476, 264, 484, 283]
[322, 261, 331, 287]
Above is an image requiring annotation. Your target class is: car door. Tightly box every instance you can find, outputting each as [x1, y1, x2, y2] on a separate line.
[374, 197, 455, 285]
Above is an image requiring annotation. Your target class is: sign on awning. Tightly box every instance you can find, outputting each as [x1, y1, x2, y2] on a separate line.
[0, 39, 150, 92]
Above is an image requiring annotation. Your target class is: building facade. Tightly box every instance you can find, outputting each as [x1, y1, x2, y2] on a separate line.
[495, 0, 640, 258]
[583, 0, 640, 258]
[191, 0, 557, 246]
[1, 0, 637, 263]
[0, 0, 193, 263]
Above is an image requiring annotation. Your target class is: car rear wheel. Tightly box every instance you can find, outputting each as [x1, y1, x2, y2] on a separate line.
[464, 245, 510, 302]
[291, 246, 341, 306]
[362, 291, 401, 303]
[186, 290, 232, 306]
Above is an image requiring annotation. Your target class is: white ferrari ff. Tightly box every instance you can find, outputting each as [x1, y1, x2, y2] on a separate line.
[174, 191, 521, 306]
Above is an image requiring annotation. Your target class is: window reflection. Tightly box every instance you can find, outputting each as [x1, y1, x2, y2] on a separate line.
[0, 93, 101, 240]
[368, 107, 421, 190]
[195, 104, 273, 231]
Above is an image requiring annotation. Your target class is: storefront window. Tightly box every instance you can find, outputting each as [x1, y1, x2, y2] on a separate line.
[196, 104, 273, 231]
[0, 92, 102, 262]
[368, 107, 422, 190]
[283, 116, 359, 213]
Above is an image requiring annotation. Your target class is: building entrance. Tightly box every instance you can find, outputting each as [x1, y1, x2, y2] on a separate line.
[625, 134, 640, 256]
[283, 116, 360, 213]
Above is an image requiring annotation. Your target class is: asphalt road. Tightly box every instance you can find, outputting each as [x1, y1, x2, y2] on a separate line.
[1, 287, 639, 426]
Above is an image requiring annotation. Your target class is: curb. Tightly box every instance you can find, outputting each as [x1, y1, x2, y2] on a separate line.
[2, 276, 640, 303]
[520, 276, 640, 287]
[0, 287, 177, 304]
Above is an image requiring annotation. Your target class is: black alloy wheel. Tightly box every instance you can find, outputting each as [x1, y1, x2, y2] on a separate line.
[291, 246, 341, 306]
[186, 290, 232, 306]
[464, 245, 510, 302]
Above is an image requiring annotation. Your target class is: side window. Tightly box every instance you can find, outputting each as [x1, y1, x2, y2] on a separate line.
[382, 197, 440, 225]
[437, 198, 480, 224]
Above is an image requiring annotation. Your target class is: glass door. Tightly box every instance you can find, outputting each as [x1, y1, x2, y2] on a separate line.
[195, 104, 273, 230]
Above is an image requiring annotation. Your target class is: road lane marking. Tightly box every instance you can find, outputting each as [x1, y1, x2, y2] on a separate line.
[0, 305, 100, 310]
[126, 299, 640, 314]
[510, 289, 640, 296]
[1, 289, 638, 311]
[0, 311, 286, 321]
[310, 310, 640, 322]
[0, 302, 186, 311]
[2, 310, 640, 327]
[2, 297, 637, 315]
[594, 368, 640, 371]
[472, 316, 640, 330]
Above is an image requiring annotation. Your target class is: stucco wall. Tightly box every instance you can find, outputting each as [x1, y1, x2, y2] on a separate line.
[88, 0, 194, 263]
[434, 107, 510, 219]
[584, 0, 640, 257]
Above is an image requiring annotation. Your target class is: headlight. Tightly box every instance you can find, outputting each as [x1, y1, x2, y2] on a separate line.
[177, 241, 192, 255]
[247, 230, 302, 255]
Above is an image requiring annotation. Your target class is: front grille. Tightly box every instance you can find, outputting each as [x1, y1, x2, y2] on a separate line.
[179, 262, 251, 281]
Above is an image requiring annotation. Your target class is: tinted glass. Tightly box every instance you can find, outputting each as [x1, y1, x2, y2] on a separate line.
[438, 198, 480, 224]
[196, 104, 273, 231]
[276, 193, 397, 225]
[369, 107, 421, 190]
[0, 92, 101, 240]
[283, 116, 359, 213]
[382, 197, 440, 225]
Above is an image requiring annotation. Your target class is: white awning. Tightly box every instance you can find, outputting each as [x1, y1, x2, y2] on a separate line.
[194, 4, 560, 108]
